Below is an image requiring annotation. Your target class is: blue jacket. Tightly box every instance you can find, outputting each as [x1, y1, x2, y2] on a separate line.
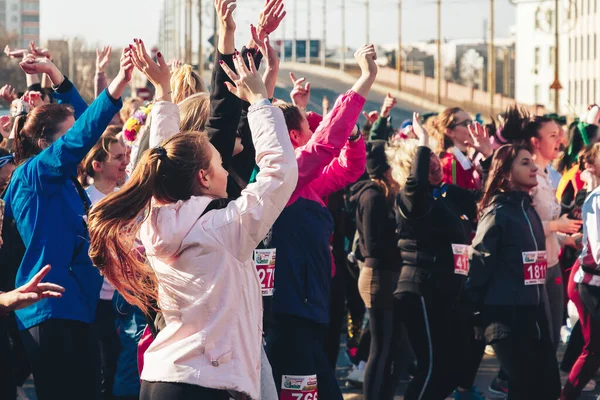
[4, 85, 122, 330]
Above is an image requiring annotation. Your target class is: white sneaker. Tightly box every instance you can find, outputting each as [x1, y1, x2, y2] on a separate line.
[584, 379, 597, 392]
[346, 365, 365, 389]
[16, 386, 30, 400]
[484, 345, 495, 356]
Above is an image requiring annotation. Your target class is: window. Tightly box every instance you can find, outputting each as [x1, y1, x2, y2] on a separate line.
[21, 14, 39, 23]
[22, 2, 39, 11]
[570, 37, 573, 61]
[534, 85, 540, 104]
[550, 46, 556, 66]
[575, 37, 579, 61]
[534, 47, 541, 67]
[22, 27, 39, 35]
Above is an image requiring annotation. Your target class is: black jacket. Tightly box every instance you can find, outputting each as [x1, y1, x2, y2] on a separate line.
[394, 146, 477, 297]
[349, 180, 399, 270]
[467, 191, 548, 341]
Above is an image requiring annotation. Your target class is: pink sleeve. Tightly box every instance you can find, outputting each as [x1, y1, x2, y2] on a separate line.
[306, 111, 323, 133]
[311, 136, 367, 198]
[293, 90, 366, 198]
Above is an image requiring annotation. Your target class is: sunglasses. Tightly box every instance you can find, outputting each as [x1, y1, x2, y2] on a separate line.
[450, 119, 473, 129]
[0, 154, 15, 169]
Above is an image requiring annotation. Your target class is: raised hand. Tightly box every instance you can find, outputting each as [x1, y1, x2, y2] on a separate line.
[19, 54, 63, 86]
[220, 51, 268, 104]
[467, 122, 494, 158]
[289, 72, 310, 110]
[22, 91, 44, 109]
[4, 45, 28, 59]
[28, 41, 51, 60]
[0, 84, 17, 104]
[107, 47, 134, 100]
[412, 112, 429, 147]
[251, 24, 279, 98]
[257, 0, 286, 38]
[0, 265, 65, 312]
[169, 58, 182, 73]
[130, 39, 170, 99]
[216, 0, 237, 32]
[362, 110, 379, 124]
[354, 44, 378, 79]
[380, 93, 397, 118]
[322, 96, 330, 115]
[96, 45, 112, 73]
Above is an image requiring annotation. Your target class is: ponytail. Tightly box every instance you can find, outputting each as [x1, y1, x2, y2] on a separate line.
[171, 65, 206, 105]
[88, 131, 213, 314]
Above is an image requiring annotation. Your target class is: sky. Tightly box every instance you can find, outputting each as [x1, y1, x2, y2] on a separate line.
[40, 0, 516, 51]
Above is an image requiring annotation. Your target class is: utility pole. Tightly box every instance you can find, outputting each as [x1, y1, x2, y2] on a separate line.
[176, 0, 182, 60]
[488, 0, 495, 115]
[550, 0, 562, 113]
[307, 0, 311, 64]
[341, 0, 346, 72]
[366, 0, 370, 44]
[436, 0, 442, 104]
[292, 0, 297, 63]
[198, 0, 203, 73]
[185, 0, 192, 64]
[397, 0, 402, 90]
[321, 0, 326, 67]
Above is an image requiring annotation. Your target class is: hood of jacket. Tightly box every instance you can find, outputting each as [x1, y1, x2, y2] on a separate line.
[349, 178, 381, 207]
[140, 196, 213, 259]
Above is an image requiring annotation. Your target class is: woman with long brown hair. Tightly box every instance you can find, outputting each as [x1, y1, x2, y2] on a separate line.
[88, 47, 297, 400]
[467, 143, 561, 400]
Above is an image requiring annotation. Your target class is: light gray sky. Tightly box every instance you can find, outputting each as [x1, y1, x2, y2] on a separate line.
[40, 0, 516, 51]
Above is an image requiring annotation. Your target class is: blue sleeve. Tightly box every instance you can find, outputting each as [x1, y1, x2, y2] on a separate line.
[53, 81, 89, 120]
[23, 89, 122, 192]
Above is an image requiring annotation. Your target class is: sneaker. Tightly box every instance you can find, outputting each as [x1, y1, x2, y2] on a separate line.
[345, 365, 364, 389]
[584, 379, 597, 392]
[453, 386, 486, 400]
[488, 377, 508, 397]
[484, 345, 496, 356]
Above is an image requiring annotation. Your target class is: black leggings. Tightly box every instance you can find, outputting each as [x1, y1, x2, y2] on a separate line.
[140, 381, 230, 400]
[364, 307, 411, 400]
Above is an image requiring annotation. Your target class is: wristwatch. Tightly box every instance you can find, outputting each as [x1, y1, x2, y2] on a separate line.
[348, 124, 362, 141]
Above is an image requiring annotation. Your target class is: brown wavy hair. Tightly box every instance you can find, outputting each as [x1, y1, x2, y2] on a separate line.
[478, 142, 531, 214]
[79, 132, 121, 187]
[88, 131, 213, 313]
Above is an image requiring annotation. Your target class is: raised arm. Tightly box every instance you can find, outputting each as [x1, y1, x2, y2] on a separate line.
[211, 51, 298, 261]
[23, 48, 132, 190]
[204, 0, 242, 170]
[95, 46, 112, 98]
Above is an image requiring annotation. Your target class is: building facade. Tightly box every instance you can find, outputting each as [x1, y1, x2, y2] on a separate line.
[1, 0, 40, 48]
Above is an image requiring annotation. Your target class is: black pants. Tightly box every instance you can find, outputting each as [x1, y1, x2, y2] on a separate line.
[95, 300, 120, 400]
[491, 317, 561, 400]
[394, 292, 459, 400]
[19, 318, 101, 400]
[455, 308, 486, 389]
[561, 320, 584, 372]
[140, 381, 229, 400]
[364, 307, 411, 400]
[267, 313, 343, 400]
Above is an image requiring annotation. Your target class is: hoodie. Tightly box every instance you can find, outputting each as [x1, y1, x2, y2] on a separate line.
[349, 180, 399, 270]
[138, 103, 298, 400]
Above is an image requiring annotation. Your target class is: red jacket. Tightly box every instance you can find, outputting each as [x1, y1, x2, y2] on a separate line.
[441, 151, 481, 191]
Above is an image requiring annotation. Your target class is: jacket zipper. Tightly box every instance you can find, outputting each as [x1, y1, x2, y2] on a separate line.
[521, 198, 542, 339]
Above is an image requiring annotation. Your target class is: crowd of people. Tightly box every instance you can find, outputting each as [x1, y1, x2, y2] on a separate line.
[1, 1, 600, 399]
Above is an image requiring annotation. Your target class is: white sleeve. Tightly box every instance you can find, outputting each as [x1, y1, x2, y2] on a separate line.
[208, 104, 298, 262]
[584, 194, 600, 265]
[149, 101, 180, 148]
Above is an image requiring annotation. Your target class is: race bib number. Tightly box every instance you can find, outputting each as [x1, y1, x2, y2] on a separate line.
[452, 244, 469, 276]
[254, 249, 276, 296]
[523, 251, 547, 285]
[281, 375, 318, 400]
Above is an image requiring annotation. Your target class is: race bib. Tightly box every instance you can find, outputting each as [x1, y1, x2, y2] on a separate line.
[452, 244, 469, 276]
[281, 374, 318, 400]
[253, 249, 276, 296]
[523, 251, 547, 285]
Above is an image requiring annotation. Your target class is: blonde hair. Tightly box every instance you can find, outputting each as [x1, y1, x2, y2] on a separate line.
[386, 137, 439, 190]
[119, 97, 143, 124]
[171, 65, 207, 105]
[434, 107, 464, 152]
[179, 92, 210, 132]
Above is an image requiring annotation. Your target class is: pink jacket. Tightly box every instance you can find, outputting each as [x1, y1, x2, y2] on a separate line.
[289, 90, 367, 207]
[138, 103, 298, 399]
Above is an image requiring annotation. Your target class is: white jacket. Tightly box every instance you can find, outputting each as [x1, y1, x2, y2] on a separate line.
[138, 102, 298, 399]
